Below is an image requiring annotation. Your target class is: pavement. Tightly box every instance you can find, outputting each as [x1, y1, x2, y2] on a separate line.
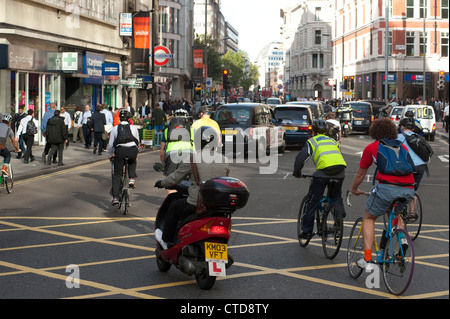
[10, 122, 448, 181]
[12, 140, 157, 181]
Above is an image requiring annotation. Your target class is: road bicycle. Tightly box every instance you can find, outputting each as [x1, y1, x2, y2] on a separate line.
[297, 175, 344, 259]
[346, 191, 415, 296]
[111, 157, 133, 215]
[383, 192, 422, 241]
[0, 160, 13, 194]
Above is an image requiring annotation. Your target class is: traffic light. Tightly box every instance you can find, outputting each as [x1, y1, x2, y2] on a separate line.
[333, 84, 337, 91]
[438, 70, 445, 90]
[223, 69, 229, 90]
[343, 76, 348, 90]
[350, 76, 355, 90]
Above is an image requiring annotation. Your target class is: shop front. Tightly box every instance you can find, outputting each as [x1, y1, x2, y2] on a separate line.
[0, 44, 62, 145]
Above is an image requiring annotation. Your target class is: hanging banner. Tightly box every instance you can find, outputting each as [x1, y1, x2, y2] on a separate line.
[131, 11, 151, 74]
[193, 48, 204, 69]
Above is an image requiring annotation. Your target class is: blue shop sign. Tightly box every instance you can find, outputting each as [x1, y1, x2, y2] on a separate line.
[84, 52, 104, 85]
[404, 74, 430, 82]
[102, 63, 120, 76]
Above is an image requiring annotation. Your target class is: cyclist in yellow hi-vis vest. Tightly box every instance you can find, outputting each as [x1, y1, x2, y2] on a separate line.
[160, 109, 193, 176]
[293, 119, 347, 239]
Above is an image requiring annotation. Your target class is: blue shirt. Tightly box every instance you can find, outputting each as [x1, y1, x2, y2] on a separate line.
[397, 131, 426, 166]
[41, 109, 55, 134]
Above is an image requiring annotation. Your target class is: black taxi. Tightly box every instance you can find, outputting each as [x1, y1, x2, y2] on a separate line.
[214, 103, 286, 156]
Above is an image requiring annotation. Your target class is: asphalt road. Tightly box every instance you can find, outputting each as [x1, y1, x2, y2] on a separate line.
[0, 133, 448, 303]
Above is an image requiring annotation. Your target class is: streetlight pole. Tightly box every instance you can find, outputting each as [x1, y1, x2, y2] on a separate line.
[423, 0, 427, 102]
[385, 0, 389, 105]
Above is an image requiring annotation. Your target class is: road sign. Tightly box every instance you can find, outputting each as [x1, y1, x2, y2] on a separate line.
[206, 77, 212, 87]
[152, 46, 173, 66]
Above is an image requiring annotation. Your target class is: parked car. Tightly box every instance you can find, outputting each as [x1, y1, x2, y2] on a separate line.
[388, 106, 405, 127]
[273, 105, 314, 145]
[341, 101, 373, 133]
[214, 103, 286, 156]
[266, 97, 282, 108]
[286, 101, 325, 120]
[400, 105, 436, 141]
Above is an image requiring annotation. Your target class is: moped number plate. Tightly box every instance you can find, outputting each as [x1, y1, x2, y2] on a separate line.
[205, 242, 228, 263]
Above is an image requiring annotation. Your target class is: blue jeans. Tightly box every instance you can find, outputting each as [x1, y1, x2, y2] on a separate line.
[302, 176, 346, 234]
[0, 148, 11, 164]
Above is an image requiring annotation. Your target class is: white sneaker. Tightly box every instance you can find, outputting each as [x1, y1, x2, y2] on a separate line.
[357, 258, 373, 269]
[155, 228, 168, 250]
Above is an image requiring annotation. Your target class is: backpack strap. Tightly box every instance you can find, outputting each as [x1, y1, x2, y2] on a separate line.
[190, 154, 201, 185]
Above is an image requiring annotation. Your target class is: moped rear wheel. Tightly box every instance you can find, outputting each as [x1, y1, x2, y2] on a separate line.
[195, 269, 216, 290]
[155, 248, 171, 272]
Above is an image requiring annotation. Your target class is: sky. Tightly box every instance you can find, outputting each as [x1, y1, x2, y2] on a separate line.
[220, 0, 296, 62]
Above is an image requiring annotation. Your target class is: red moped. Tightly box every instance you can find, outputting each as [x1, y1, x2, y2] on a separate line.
[154, 175, 249, 290]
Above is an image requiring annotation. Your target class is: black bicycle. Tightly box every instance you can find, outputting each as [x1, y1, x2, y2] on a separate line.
[111, 157, 133, 215]
[297, 175, 344, 259]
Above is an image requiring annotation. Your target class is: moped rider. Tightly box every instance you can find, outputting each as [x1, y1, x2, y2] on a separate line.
[154, 126, 229, 249]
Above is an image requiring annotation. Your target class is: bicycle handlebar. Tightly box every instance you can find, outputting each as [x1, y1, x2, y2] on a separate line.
[345, 190, 370, 207]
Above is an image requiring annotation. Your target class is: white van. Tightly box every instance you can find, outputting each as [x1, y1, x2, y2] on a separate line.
[400, 105, 436, 141]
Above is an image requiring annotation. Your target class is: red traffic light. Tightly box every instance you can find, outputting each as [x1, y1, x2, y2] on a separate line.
[223, 70, 228, 75]
[440, 70, 445, 76]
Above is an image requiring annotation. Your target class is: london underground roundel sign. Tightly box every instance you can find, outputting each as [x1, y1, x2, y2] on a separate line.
[153, 46, 173, 66]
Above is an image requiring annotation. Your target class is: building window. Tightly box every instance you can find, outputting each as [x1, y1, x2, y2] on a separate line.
[443, 0, 449, 19]
[312, 54, 323, 68]
[388, 31, 393, 56]
[406, 0, 414, 18]
[442, 32, 449, 57]
[315, 7, 322, 21]
[420, 0, 427, 18]
[315, 30, 322, 45]
[312, 54, 318, 68]
[406, 31, 415, 56]
[420, 32, 427, 56]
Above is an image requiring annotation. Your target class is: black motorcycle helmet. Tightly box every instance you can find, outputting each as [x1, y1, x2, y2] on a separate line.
[399, 117, 415, 130]
[119, 109, 131, 122]
[404, 110, 415, 118]
[312, 119, 327, 134]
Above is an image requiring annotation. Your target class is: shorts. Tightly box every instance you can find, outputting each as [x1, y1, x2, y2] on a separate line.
[365, 183, 415, 217]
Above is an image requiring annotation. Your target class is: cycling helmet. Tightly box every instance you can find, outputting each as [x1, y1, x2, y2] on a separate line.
[399, 117, 415, 130]
[2, 113, 12, 123]
[198, 105, 212, 115]
[404, 110, 415, 118]
[119, 109, 131, 122]
[174, 108, 189, 117]
[312, 119, 327, 134]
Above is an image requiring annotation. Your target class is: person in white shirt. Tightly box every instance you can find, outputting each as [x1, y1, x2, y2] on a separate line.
[60, 106, 72, 148]
[77, 104, 92, 148]
[444, 103, 449, 133]
[16, 109, 39, 163]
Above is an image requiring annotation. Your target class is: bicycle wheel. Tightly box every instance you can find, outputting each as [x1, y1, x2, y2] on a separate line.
[381, 228, 415, 296]
[347, 217, 365, 279]
[297, 195, 310, 247]
[403, 194, 422, 241]
[120, 188, 128, 215]
[5, 166, 13, 194]
[322, 203, 343, 259]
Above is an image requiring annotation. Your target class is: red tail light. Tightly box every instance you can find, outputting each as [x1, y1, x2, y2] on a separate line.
[200, 220, 230, 235]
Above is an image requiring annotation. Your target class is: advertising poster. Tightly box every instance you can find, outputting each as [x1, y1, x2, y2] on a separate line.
[131, 11, 151, 74]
